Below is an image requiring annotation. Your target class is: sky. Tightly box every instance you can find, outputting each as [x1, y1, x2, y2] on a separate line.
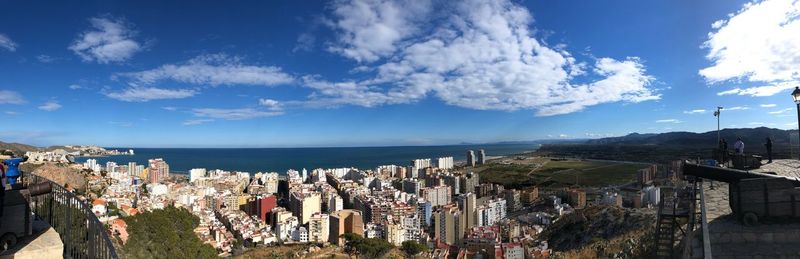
[1, 0, 799, 148]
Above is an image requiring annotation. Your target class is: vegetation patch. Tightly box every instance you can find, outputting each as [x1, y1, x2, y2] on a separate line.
[478, 158, 646, 188]
[123, 206, 217, 259]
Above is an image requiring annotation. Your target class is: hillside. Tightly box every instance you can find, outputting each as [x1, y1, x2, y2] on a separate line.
[586, 127, 792, 147]
[0, 141, 40, 155]
[541, 205, 655, 258]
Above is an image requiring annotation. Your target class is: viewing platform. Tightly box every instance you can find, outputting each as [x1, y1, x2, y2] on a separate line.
[693, 160, 800, 258]
[0, 220, 62, 259]
[0, 173, 118, 259]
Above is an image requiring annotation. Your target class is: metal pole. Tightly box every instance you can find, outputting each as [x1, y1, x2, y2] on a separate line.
[796, 103, 800, 160]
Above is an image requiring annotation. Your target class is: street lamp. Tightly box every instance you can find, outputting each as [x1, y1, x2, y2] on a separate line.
[792, 87, 800, 160]
[714, 107, 722, 146]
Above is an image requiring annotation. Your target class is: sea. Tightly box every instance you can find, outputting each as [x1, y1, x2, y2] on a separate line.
[73, 144, 539, 175]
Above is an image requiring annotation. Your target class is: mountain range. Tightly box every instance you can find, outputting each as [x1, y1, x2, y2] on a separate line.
[585, 127, 793, 147]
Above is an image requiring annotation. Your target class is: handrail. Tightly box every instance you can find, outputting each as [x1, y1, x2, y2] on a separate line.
[699, 180, 712, 259]
[21, 173, 119, 259]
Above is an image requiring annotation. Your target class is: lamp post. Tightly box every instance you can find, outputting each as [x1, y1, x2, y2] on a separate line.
[714, 107, 722, 145]
[791, 87, 800, 160]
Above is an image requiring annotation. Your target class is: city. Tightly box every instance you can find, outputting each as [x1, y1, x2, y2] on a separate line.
[12, 146, 666, 258]
[2, 0, 800, 258]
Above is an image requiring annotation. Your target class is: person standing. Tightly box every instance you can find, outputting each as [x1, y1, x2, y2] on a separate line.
[765, 137, 773, 163]
[734, 137, 745, 155]
[722, 139, 728, 152]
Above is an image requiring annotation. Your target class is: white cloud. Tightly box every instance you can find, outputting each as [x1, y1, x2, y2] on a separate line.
[192, 108, 283, 120]
[104, 87, 197, 102]
[656, 119, 682, 123]
[700, 0, 800, 96]
[558, 134, 568, 138]
[0, 90, 25, 104]
[327, 0, 433, 62]
[38, 101, 62, 111]
[69, 16, 142, 63]
[4, 111, 18, 116]
[769, 108, 793, 114]
[36, 55, 56, 63]
[715, 82, 797, 97]
[118, 54, 294, 87]
[749, 122, 765, 126]
[182, 119, 214, 126]
[162, 106, 177, 111]
[761, 103, 777, 108]
[0, 34, 17, 51]
[725, 106, 750, 111]
[585, 133, 614, 138]
[300, 76, 399, 108]
[683, 109, 707, 114]
[319, 0, 658, 116]
[68, 84, 84, 90]
[258, 98, 283, 111]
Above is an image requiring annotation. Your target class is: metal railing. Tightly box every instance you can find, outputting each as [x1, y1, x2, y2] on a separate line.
[698, 180, 712, 259]
[21, 173, 118, 259]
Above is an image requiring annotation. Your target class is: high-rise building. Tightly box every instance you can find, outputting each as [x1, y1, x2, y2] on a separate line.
[457, 193, 477, 229]
[261, 172, 279, 194]
[402, 179, 422, 195]
[478, 149, 486, 165]
[290, 191, 321, 224]
[147, 159, 170, 184]
[466, 150, 476, 167]
[189, 168, 206, 183]
[421, 185, 451, 207]
[434, 205, 465, 245]
[412, 158, 432, 169]
[557, 188, 587, 209]
[436, 157, 454, 170]
[127, 162, 137, 177]
[460, 172, 480, 194]
[477, 198, 507, 227]
[504, 189, 522, 212]
[329, 209, 365, 246]
[134, 165, 145, 178]
[385, 221, 407, 246]
[327, 194, 344, 214]
[522, 187, 539, 205]
[308, 212, 330, 243]
[443, 174, 461, 196]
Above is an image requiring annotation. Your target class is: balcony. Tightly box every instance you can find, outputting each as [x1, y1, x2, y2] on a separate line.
[1, 173, 118, 259]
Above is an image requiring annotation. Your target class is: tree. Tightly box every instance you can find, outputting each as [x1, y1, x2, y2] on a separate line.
[401, 240, 428, 257]
[123, 206, 217, 258]
[341, 233, 393, 258]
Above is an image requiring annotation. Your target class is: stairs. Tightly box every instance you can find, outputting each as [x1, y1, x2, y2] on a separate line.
[654, 180, 702, 258]
[655, 209, 678, 258]
[655, 194, 678, 258]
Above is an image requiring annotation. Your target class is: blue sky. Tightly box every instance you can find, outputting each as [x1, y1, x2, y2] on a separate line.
[1, 0, 799, 147]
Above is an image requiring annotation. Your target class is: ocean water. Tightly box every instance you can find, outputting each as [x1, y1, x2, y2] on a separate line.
[73, 144, 539, 174]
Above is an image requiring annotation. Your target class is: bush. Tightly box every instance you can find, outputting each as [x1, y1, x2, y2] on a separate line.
[342, 233, 393, 258]
[401, 240, 428, 256]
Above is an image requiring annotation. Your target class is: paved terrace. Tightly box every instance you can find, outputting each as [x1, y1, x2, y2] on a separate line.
[693, 159, 800, 258]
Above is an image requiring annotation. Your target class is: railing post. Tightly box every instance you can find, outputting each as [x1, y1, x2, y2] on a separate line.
[88, 209, 96, 259]
[65, 195, 72, 257]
